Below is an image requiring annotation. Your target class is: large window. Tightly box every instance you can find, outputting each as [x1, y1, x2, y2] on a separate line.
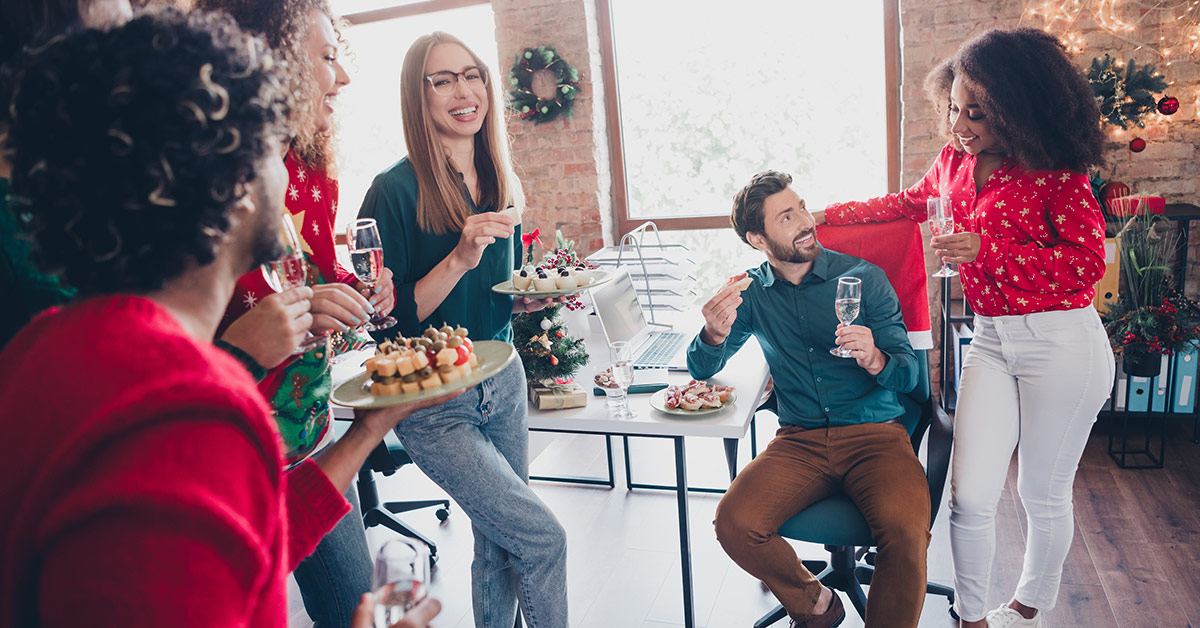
[328, 1, 498, 239]
[601, 0, 898, 235]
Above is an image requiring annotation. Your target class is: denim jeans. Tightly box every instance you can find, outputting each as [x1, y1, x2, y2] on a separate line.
[394, 357, 568, 628]
[949, 307, 1114, 621]
[293, 486, 373, 627]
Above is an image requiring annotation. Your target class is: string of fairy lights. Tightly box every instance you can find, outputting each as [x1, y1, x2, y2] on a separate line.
[1021, 0, 1200, 130]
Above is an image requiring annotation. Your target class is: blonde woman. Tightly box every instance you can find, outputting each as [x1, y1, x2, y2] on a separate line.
[357, 32, 568, 628]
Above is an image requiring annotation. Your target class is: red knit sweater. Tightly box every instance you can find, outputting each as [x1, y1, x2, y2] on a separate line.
[0, 296, 349, 627]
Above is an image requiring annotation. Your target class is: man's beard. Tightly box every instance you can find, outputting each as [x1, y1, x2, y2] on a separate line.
[765, 230, 820, 264]
[249, 203, 286, 272]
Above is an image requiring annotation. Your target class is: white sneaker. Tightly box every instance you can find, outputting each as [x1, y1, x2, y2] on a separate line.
[986, 605, 1043, 628]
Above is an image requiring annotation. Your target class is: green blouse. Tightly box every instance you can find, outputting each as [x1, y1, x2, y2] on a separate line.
[357, 158, 521, 342]
[1, 177, 76, 348]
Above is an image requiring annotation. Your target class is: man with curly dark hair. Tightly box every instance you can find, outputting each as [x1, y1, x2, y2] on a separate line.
[0, 0, 132, 350]
[823, 28, 1113, 628]
[0, 9, 445, 627]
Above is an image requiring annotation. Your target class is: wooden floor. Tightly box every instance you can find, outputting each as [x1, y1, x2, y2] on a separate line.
[288, 413, 1200, 628]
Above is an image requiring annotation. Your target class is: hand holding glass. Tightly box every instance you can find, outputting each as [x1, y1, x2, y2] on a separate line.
[830, 276, 861, 358]
[372, 538, 430, 628]
[261, 215, 326, 354]
[607, 341, 636, 420]
[347, 218, 397, 332]
[928, 196, 959, 278]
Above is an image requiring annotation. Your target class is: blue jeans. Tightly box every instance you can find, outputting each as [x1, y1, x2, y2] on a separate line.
[394, 357, 568, 628]
[293, 486, 373, 628]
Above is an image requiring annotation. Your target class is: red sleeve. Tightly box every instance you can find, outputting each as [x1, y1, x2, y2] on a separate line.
[336, 264, 358, 286]
[284, 458, 352, 568]
[974, 172, 1106, 293]
[36, 414, 283, 627]
[825, 149, 944, 225]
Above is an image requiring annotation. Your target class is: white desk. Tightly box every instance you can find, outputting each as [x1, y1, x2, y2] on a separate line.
[526, 329, 770, 628]
[331, 330, 771, 628]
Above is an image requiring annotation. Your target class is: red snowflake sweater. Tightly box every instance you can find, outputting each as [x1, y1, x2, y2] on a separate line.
[825, 143, 1106, 317]
[0, 295, 349, 628]
[220, 151, 359, 464]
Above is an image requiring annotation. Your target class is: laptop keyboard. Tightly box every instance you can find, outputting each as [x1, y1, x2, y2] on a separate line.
[636, 332, 688, 367]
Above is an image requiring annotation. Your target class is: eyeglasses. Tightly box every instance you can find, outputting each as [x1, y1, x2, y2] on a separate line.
[424, 67, 487, 96]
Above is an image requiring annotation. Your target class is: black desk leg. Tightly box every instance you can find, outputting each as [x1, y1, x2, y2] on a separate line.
[723, 437, 739, 482]
[674, 436, 696, 628]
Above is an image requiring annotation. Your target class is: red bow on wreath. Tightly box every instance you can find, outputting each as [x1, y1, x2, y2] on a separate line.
[522, 228, 543, 248]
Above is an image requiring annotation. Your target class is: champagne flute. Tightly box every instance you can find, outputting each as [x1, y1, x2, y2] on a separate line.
[372, 537, 430, 627]
[262, 214, 326, 354]
[608, 340, 636, 419]
[928, 196, 959, 278]
[830, 276, 861, 358]
[347, 218, 398, 332]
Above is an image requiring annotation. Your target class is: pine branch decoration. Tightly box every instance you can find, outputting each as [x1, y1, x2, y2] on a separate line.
[511, 304, 589, 384]
[1087, 54, 1168, 129]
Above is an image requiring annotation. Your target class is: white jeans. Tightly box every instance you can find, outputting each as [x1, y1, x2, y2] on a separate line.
[949, 307, 1115, 622]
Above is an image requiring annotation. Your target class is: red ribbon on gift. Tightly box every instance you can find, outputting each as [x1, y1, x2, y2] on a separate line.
[522, 228, 543, 248]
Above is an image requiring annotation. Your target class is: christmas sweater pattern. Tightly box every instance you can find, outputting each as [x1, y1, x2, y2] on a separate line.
[220, 152, 365, 464]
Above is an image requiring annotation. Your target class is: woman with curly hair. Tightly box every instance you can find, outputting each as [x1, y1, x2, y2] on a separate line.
[821, 28, 1114, 628]
[356, 32, 568, 628]
[192, 1, 387, 626]
[0, 10, 446, 627]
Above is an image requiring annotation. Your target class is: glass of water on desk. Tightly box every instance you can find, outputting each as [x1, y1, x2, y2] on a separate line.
[372, 537, 429, 627]
[608, 341, 637, 419]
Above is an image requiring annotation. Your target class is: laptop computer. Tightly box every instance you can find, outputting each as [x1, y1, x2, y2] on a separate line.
[592, 269, 691, 371]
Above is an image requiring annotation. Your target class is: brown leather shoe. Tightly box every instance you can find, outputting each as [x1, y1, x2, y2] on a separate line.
[789, 590, 846, 628]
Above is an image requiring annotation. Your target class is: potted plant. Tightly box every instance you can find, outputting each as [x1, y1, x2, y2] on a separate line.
[1100, 211, 1200, 377]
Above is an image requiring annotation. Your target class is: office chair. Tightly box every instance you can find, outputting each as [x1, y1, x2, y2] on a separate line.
[332, 421, 450, 561]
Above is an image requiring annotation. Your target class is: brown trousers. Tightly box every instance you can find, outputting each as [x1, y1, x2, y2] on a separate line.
[714, 421, 931, 628]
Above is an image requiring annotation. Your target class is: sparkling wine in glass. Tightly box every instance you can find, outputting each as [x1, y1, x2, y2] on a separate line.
[608, 341, 636, 419]
[830, 276, 861, 358]
[347, 218, 397, 332]
[262, 214, 326, 354]
[928, 196, 959, 278]
[372, 538, 429, 628]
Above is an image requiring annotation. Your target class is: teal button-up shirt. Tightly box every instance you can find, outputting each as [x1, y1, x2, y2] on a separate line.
[357, 158, 521, 342]
[687, 248, 918, 429]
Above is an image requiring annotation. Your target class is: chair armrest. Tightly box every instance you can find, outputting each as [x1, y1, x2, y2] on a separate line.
[925, 400, 954, 527]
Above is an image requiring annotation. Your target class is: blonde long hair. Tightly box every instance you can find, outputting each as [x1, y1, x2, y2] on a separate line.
[400, 32, 519, 235]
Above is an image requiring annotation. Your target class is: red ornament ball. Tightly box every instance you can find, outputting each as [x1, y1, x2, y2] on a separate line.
[1100, 180, 1130, 201]
[1130, 137, 1147, 153]
[550, 355, 559, 366]
[556, 330, 564, 338]
[1157, 95, 1180, 115]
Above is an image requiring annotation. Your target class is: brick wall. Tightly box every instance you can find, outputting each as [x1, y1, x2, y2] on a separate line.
[492, 0, 612, 256]
[900, 0, 1200, 394]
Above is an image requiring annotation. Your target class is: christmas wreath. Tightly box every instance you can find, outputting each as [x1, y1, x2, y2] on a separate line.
[506, 45, 580, 124]
[1087, 54, 1168, 129]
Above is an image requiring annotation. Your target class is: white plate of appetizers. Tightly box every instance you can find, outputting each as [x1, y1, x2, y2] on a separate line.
[330, 340, 516, 409]
[648, 389, 737, 416]
[491, 269, 611, 298]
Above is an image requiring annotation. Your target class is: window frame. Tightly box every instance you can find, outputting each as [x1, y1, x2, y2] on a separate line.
[341, 0, 490, 25]
[596, 0, 901, 237]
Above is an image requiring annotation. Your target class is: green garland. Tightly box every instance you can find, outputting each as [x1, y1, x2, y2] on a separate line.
[1087, 54, 1167, 129]
[506, 45, 580, 124]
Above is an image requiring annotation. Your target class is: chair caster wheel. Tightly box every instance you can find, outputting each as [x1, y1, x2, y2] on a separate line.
[436, 507, 450, 522]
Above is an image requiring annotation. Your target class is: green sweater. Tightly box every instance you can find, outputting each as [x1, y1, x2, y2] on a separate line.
[357, 158, 521, 342]
[0, 177, 75, 348]
[687, 249, 918, 429]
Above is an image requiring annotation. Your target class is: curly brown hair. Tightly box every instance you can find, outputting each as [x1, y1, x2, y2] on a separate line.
[193, 0, 343, 172]
[925, 28, 1104, 173]
[7, 8, 291, 294]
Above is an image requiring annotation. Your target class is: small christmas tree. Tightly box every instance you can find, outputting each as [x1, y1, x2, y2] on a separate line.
[512, 304, 588, 384]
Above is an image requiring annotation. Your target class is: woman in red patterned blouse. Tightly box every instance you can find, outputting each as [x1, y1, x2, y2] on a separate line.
[824, 29, 1115, 628]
